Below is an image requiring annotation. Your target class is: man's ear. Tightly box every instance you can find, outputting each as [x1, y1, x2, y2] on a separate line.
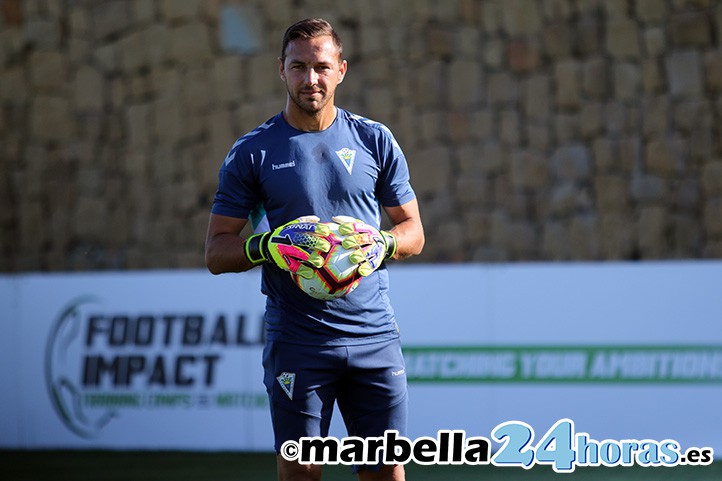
[337, 59, 348, 84]
[278, 57, 286, 81]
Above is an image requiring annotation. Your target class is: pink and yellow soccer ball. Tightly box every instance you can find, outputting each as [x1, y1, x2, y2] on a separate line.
[290, 221, 362, 300]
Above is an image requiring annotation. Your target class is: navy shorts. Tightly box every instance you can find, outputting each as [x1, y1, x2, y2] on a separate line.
[262, 337, 408, 453]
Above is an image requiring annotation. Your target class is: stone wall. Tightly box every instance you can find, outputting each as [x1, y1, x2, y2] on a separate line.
[1, 0, 721, 271]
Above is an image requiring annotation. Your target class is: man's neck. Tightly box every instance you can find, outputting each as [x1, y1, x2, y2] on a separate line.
[283, 103, 337, 132]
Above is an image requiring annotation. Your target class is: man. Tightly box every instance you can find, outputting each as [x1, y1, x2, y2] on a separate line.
[205, 18, 424, 481]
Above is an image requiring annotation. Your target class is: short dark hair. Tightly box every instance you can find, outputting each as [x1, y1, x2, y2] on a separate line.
[280, 18, 343, 61]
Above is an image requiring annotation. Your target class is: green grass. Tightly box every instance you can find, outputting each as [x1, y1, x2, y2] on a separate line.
[1, 451, 720, 481]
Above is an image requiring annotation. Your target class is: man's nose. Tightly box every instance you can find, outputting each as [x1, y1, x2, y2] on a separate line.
[304, 68, 318, 85]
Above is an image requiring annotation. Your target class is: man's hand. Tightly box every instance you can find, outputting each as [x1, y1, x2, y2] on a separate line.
[332, 215, 397, 277]
[244, 216, 331, 279]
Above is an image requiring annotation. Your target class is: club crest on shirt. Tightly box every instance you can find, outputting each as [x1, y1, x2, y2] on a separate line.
[335, 148, 356, 174]
[276, 372, 296, 399]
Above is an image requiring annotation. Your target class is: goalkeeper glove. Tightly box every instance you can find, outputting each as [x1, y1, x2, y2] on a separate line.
[244, 216, 331, 279]
[331, 215, 397, 277]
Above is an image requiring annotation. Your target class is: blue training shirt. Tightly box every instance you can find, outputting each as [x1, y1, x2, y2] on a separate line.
[212, 108, 416, 346]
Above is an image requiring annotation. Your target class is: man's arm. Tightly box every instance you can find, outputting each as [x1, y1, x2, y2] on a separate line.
[204, 213, 253, 274]
[383, 198, 425, 260]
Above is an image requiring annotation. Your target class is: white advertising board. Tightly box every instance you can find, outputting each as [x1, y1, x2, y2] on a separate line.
[1, 262, 720, 456]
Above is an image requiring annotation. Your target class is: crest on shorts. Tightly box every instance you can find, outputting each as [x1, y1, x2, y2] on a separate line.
[335, 148, 356, 174]
[276, 372, 295, 400]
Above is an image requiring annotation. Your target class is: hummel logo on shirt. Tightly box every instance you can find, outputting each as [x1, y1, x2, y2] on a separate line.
[271, 160, 296, 170]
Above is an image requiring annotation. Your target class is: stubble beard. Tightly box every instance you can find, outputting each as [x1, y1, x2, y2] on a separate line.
[287, 85, 330, 117]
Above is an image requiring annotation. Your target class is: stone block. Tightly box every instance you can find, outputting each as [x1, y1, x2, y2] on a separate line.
[463, 210, 491, 245]
[488, 72, 519, 106]
[414, 60, 444, 108]
[74, 195, 107, 241]
[645, 137, 680, 175]
[542, 23, 572, 59]
[523, 74, 550, 121]
[675, 177, 700, 210]
[595, 175, 629, 211]
[672, 214, 701, 256]
[670, 11, 712, 47]
[501, 0, 542, 36]
[24, 18, 61, 50]
[604, 0, 628, 21]
[631, 173, 668, 202]
[510, 150, 548, 190]
[613, 62, 640, 101]
[582, 56, 608, 98]
[18, 200, 45, 253]
[599, 212, 635, 259]
[552, 144, 592, 181]
[0, 67, 28, 104]
[153, 96, 183, 146]
[170, 22, 213, 65]
[449, 59, 483, 108]
[144, 24, 170, 67]
[419, 110, 446, 145]
[643, 26, 666, 56]
[481, 0, 502, 35]
[580, 102, 603, 138]
[570, 214, 599, 259]
[73, 65, 104, 113]
[593, 139, 615, 172]
[554, 113, 580, 143]
[362, 57, 392, 85]
[410, 145, 452, 197]
[126, 103, 151, 148]
[447, 111, 474, 144]
[577, 15, 601, 55]
[132, 0, 156, 24]
[554, 60, 580, 109]
[702, 161, 722, 196]
[665, 51, 703, 98]
[549, 183, 592, 217]
[364, 87, 394, 125]
[507, 39, 541, 72]
[507, 220, 538, 259]
[620, 135, 643, 171]
[635, 0, 667, 24]
[159, 0, 204, 22]
[638, 205, 667, 258]
[489, 210, 511, 254]
[483, 38, 504, 69]
[426, 26, 453, 59]
[29, 50, 66, 92]
[526, 123, 551, 150]
[606, 19, 641, 59]
[542, 220, 571, 260]
[119, 29, 146, 72]
[457, 143, 496, 176]
[91, 1, 131, 41]
[182, 67, 211, 114]
[500, 109, 520, 145]
[30, 96, 71, 142]
[543, 0, 574, 20]
[261, 0, 294, 26]
[641, 58, 663, 94]
[455, 26, 481, 59]
[456, 175, 493, 208]
[704, 51, 722, 92]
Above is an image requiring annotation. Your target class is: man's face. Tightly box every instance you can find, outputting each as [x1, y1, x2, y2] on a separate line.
[279, 35, 347, 115]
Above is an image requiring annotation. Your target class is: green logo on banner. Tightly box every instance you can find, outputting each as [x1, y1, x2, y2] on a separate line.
[402, 346, 722, 384]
